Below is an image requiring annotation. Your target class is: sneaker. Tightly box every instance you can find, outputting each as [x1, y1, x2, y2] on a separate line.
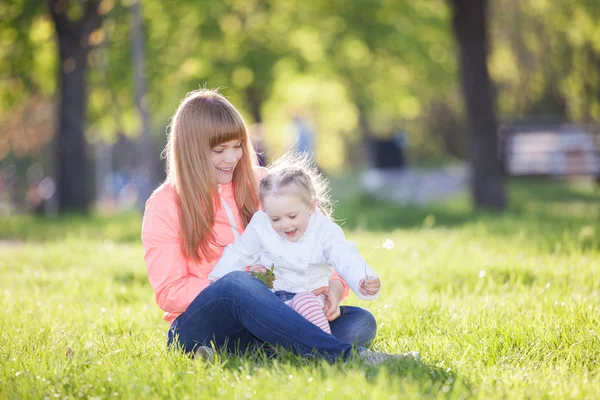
[358, 348, 420, 366]
[194, 345, 216, 363]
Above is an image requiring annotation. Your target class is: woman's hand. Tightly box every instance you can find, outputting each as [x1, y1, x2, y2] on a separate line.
[360, 276, 381, 296]
[313, 280, 343, 321]
[248, 264, 268, 275]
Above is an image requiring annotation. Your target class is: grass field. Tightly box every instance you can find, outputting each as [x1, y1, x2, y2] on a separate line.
[1, 179, 599, 399]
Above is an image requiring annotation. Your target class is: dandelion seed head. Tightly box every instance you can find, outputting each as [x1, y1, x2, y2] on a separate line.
[382, 239, 394, 250]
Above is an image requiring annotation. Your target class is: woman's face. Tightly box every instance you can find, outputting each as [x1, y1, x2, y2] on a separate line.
[211, 139, 243, 184]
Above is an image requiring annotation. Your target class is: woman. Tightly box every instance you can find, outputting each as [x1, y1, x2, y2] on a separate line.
[141, 89, 416, 364]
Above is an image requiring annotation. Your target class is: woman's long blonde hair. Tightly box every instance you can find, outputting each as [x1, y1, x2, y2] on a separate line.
[164, 89, 259, 263]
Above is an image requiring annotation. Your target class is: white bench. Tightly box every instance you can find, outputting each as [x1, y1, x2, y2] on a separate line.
[500, 124, 600, 179]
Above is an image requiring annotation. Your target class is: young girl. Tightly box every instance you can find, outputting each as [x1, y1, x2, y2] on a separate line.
[209, 153, 383, 334]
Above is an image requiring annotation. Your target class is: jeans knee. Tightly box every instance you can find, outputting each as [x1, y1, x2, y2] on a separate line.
[364, 310, 377, 333]
[219, 270, 249, 282]
[356, 308, 377, 345]
[212, 271, 266, 296]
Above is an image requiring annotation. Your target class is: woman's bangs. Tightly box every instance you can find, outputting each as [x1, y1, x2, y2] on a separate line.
[209, 128, 245, 148]
[208, 112, 246, 148]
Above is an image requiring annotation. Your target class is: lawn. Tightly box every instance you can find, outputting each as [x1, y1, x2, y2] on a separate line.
[1, 179, 599, 399]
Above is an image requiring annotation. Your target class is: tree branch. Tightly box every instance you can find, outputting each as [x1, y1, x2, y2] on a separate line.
[48, 0, 78, 39]
[49, 0, 104, 44]
[81, 0, 103, 37]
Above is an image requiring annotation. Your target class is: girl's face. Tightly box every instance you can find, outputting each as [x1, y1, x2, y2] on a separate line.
[211, 139, 243, 184]
[263, 193, 314, 242]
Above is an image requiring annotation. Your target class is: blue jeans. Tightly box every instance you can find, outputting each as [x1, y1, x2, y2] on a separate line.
[273, 290, 300, 302]
[167, 271, 377, 362]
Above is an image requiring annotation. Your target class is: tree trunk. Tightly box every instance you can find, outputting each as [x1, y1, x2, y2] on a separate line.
[451, 0, 506, 210]
[356, 101, 374, 168]
[245, 87, 263, 123]
[56, 33, 88, 212]
[49, 0, 103, 213]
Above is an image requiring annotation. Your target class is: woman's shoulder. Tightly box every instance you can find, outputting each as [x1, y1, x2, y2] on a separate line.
[145, 182, 179, 215]
[141, 182, 180, 242]
[149, 181, 177, 201]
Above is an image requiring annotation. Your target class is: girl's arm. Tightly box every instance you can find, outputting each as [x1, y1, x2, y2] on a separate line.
[141, 194, 209, 314]
[323, 222, 380, 301]
[209, 212, 264, 281]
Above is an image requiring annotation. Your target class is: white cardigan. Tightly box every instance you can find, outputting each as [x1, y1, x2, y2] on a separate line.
[209, 210, 379, 300]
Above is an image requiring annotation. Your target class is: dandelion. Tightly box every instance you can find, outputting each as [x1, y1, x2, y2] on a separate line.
[364, 238, 395, 279]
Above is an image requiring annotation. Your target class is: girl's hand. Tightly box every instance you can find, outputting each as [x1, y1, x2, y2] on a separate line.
[360, 276, 381, 296]
[248, 264, 268, 275]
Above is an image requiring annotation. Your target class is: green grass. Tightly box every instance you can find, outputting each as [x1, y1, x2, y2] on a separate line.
[1, 179, 599, 399]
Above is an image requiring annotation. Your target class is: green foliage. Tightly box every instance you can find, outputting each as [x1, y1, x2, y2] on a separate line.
[1, 0, 598, 167]
[0, 1, 49, 110]
[0, 180, 598, 398]
[489, 0, 600, 121]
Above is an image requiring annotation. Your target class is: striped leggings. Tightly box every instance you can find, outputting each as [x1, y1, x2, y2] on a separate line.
[286, 292, 331, 334]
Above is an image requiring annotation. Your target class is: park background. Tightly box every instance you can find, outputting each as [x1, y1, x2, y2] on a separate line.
[1, 0, 599, 398]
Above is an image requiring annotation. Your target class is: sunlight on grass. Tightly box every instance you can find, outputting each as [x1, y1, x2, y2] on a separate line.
[1, 179, 599, 398]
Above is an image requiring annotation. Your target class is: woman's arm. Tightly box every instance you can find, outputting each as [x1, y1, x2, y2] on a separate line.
[141, 194, 208, 314]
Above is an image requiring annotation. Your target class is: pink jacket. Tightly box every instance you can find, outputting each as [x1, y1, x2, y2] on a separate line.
[141, 169, 349, 324]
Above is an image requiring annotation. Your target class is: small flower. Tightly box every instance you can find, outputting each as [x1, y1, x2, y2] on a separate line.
[364, 238, 395, 278]
[382, 239, 394, 250]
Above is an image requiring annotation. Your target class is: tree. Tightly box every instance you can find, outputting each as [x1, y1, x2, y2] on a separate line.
[49, 0, 103, 213]
[450, 0, 505, 210]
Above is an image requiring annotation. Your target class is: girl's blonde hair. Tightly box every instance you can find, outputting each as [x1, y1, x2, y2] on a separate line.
[259, 152, 333, 217]
[164, 88, 259, 263]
